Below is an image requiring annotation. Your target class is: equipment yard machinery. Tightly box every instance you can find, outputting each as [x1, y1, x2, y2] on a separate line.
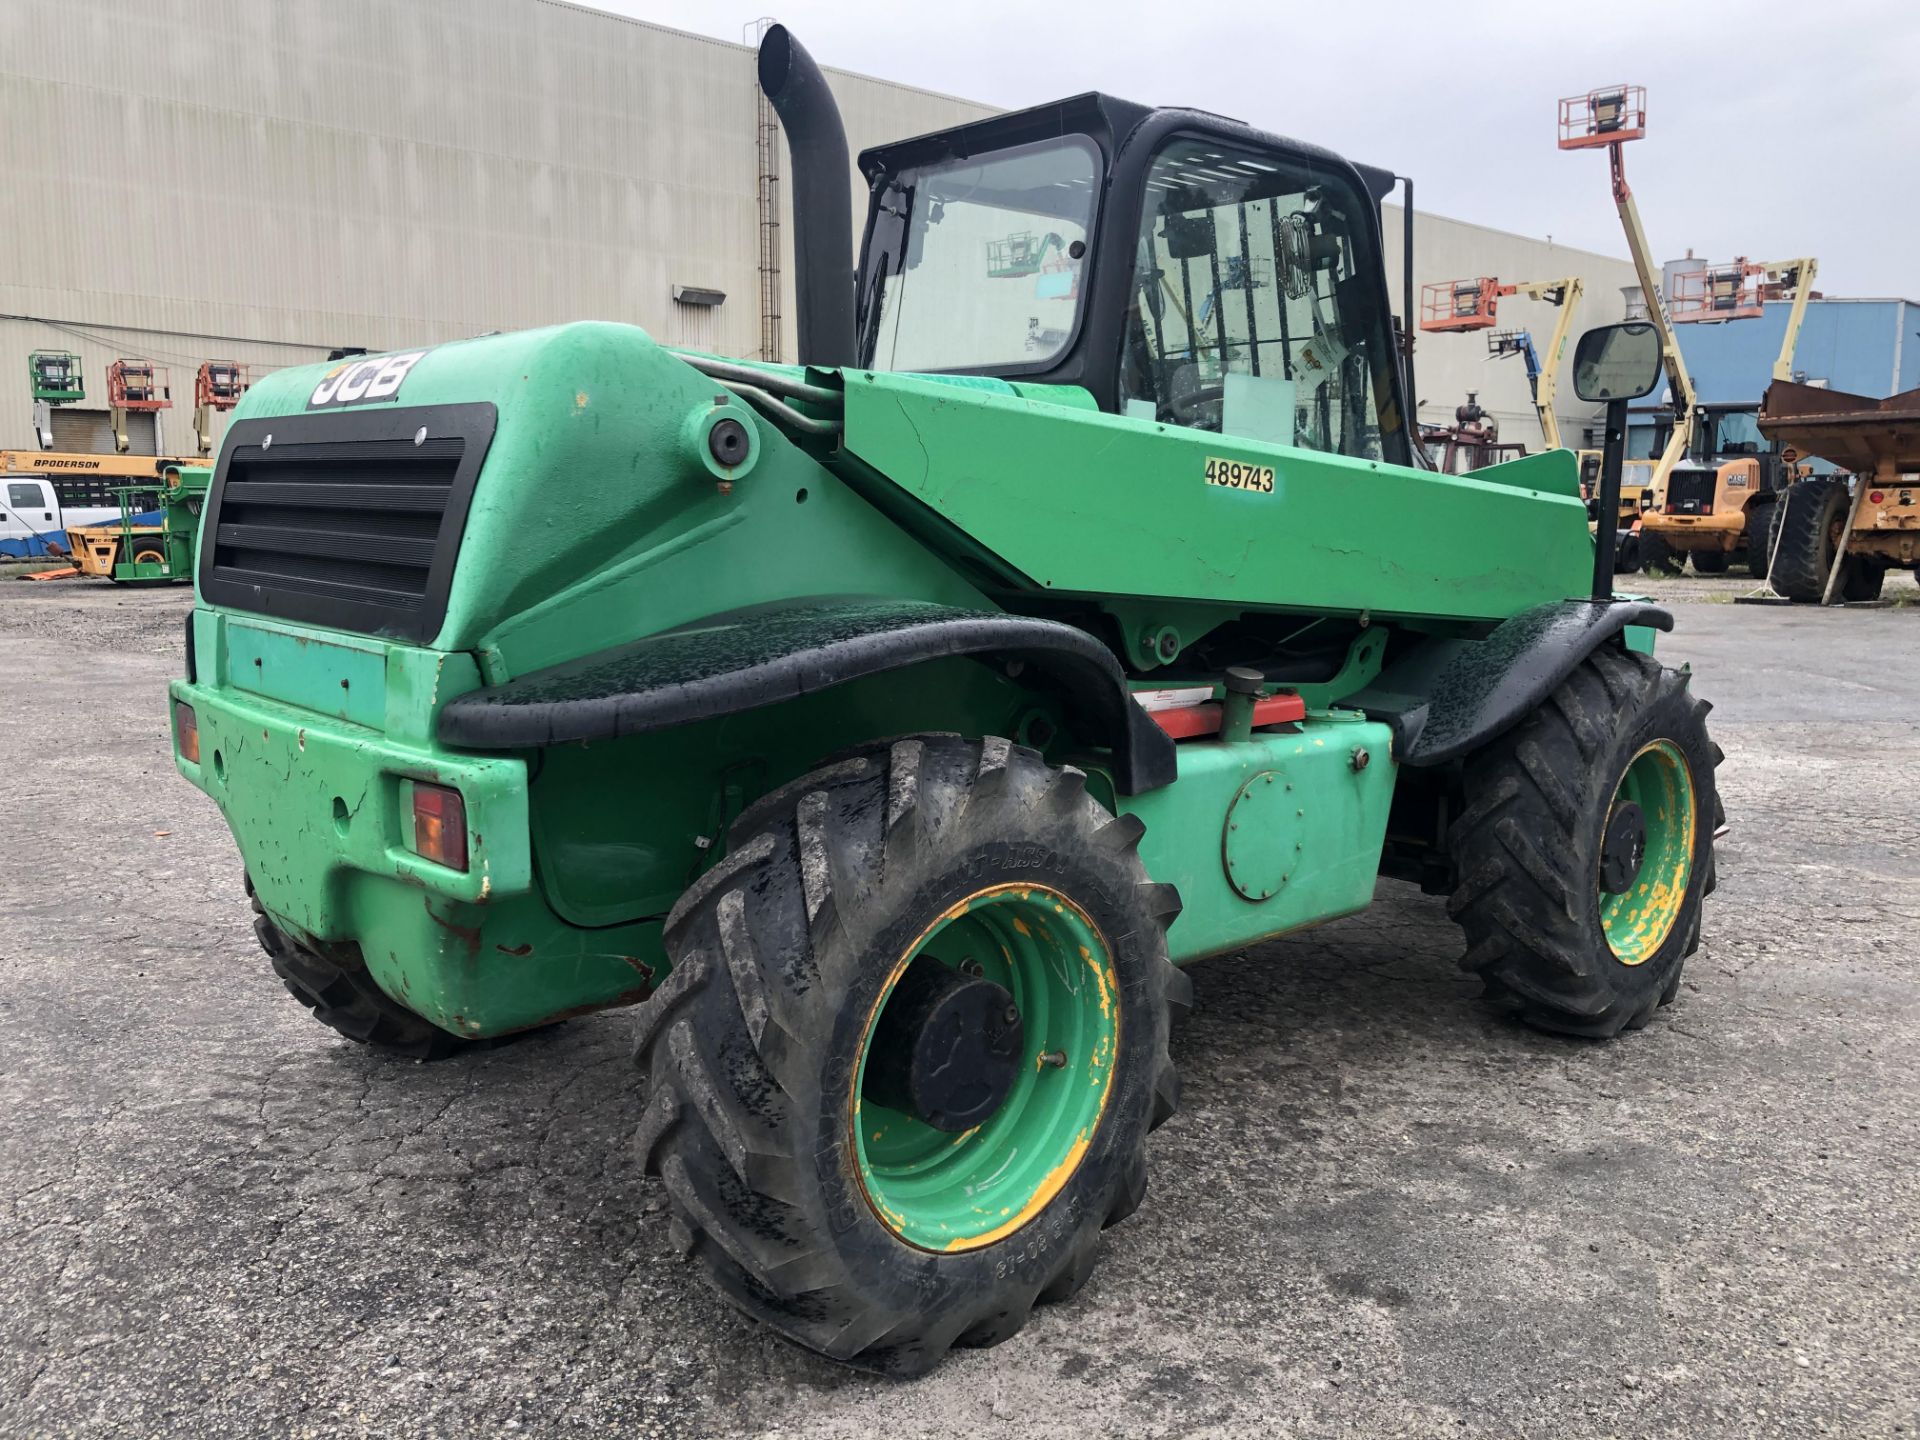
[191, 361, 249, 456]
[28, 350, 86, 449]
[1418, 274, 1584, 453]
[63, 462, 209, 583]
[1640, 257, 1819, 578]
[1417, 272, 1641, 571]
[1418, 390, 1528, 474]
[1758, 382, 1920, 602]
[1560, 86, 1707, 577]
[169, 29, 1721, 1375]
[106, 358, 173, 455]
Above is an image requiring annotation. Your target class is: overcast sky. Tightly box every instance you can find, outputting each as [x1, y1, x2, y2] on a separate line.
[603, 0, 1919, 297]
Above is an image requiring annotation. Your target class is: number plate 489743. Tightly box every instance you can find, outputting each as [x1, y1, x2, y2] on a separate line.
[1203, 456, 1275, 493]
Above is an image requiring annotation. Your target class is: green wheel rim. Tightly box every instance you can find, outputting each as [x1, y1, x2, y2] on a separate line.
[1599, 740, 1696, 966]
[851, 883, 1119, 1252]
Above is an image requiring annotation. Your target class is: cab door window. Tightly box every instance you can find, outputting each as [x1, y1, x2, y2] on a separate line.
[1121, 137, 1405, 463]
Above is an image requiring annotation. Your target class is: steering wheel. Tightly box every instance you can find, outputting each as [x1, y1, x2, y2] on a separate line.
[1166, 385, 1225, 428]
[1163, 364, 1225, 428]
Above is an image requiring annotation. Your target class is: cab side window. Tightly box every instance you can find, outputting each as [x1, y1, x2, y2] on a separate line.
[1121, 137, 1403, 462]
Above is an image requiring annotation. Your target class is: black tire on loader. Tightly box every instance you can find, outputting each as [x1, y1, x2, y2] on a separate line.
[1770, 476, 1850, 603]
[1639, 530, 1682, 574]
[1744, 499, 1776, 580]
[248, 876, 469, 1060]
[1691, 549, 1728, 575]
[632, 736, 1188, 1377]
[1844, 560, 1886, 602]
[1447, 646, 1720, 1038]
[1613, 529, 1642, 575]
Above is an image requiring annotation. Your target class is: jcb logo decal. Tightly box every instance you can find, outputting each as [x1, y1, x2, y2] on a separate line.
[307, 350, 427, 409]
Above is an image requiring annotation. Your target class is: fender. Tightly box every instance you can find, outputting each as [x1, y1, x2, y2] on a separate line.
[438, 597, 1179, 794]
[1353, 599, 1674, 767]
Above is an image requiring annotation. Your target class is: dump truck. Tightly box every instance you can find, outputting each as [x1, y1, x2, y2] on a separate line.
[168, 29, 1721, 1376]
[1759, 380, 1920, 602]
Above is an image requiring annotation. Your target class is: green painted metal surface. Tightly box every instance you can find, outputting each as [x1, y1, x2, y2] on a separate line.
[227, 621, 387, 729]
[854, 884, 1117, 1251]
[1122, 714, 1398, 965]
[224, 326, 987, 681]
[173, 319, 1615, 1039]
[837, 369, 1591, 622]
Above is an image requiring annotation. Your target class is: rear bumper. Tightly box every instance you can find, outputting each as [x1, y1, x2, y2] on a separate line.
[1641, 513, 1742, 550]
[171, 608, 664, 1038]
[168, 676, 605, 1038]
[171, 675, 531, 918]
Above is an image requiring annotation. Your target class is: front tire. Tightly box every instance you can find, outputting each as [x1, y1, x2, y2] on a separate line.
[1692, 549, 1728, 575]
[633, 736, 1186, 1376]
[1770, 476, 1853, 602]
[1640, 530, 1682, 574]
[1447, 648, 1720, 1038]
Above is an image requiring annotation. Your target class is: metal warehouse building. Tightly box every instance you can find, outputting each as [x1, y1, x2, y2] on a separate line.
[1669, 298, 1920, 404]
[3, 0, 1637, 457]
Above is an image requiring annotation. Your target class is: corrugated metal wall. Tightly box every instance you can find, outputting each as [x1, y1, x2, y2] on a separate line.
[2, 0, 1633, 456]
[1667, 298, 1920, 404]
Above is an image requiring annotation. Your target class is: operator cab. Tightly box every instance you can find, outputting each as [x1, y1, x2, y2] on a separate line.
[853, 96, 1414, 468]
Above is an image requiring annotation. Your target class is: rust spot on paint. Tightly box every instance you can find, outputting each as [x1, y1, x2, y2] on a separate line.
[422, 897, 482, 958]
[619, 955, 657, 982]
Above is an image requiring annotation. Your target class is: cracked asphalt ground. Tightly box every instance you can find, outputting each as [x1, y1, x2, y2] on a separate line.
[2, 576, 1916, 1438]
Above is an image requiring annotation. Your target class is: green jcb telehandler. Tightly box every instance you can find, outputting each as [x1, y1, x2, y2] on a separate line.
[168, 28, 1720, 1376]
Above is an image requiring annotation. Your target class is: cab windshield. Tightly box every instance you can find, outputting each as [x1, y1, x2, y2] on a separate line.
[864, 136, 1099, 373]
[1120, 137, 1403, 461]
[1693, 409, 1768, 460]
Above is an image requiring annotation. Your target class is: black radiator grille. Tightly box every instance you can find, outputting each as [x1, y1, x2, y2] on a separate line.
[199, 404, 496, 643]
[1665, 468, 1717, 516]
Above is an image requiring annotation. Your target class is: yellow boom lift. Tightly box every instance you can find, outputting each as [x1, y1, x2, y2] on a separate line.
[1559, 87, 1701, 564]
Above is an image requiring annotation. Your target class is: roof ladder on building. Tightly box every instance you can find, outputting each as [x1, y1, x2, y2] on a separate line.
[749, 16, 784, 363]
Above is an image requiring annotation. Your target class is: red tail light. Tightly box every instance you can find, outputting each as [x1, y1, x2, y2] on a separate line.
[411, 782, 468, 871]
[175, 701, 200, 764]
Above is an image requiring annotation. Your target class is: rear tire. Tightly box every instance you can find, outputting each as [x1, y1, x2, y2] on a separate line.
[1843, 559, 1886, 602]
[248, 877, 468, 1060]
[632, 736, 1186, 1376]
[1447, 647, 1720, 1038]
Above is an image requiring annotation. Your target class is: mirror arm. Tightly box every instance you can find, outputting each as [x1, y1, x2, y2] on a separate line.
[1591, 397, 1627, 599]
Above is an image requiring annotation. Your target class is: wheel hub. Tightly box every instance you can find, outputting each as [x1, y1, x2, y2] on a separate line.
[1599, 800, 1648, 894]
[862, 958, 1025, 1132]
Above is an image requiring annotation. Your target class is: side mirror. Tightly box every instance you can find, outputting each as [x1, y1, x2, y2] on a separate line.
[1572, 322, 1664, 403]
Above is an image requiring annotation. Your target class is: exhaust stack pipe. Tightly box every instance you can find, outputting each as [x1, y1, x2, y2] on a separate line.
[756, 26, 857, 369]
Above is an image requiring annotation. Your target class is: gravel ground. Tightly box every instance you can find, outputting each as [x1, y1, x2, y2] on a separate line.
[1, 576, 1916, 1438]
